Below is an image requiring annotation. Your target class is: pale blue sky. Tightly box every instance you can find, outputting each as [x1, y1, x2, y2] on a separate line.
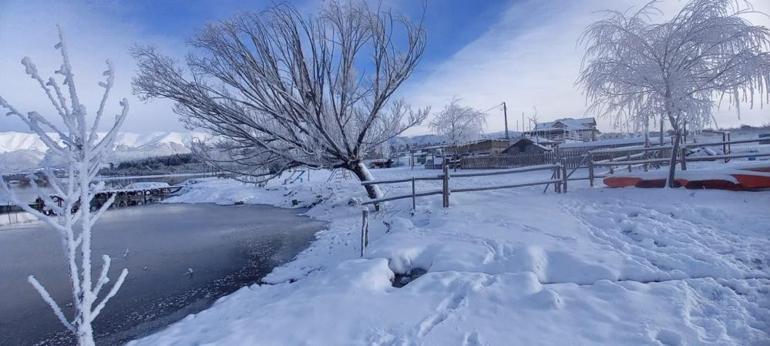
[0, 0, 768, 134]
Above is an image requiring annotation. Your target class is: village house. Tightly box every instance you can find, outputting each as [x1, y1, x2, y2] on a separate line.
[502, 137, 552, 154]
[452, 139, 511, 156]
[525, 117, 599, 142]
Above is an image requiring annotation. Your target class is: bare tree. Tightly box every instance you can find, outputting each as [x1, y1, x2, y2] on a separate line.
[579, 0, 770, 187]
[132, 1, 428, 199]
[0, 28, 129, 346]
[429, 98, 486, 153]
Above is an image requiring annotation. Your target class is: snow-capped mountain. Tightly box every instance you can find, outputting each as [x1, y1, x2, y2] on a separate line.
[0, 131, 207, 173]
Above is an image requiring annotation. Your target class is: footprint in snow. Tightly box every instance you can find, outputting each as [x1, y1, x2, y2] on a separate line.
[655, 329, 682, 346]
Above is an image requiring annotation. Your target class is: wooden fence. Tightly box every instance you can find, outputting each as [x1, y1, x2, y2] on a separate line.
[361, 162, 569, 209]
[366, 138, 769, 208]
[586, 138, 770, 186]
[458, 148, 663, 170]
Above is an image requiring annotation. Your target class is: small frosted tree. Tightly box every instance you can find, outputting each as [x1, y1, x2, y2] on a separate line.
[579, 0, 770, 187]
[0, 28, 129, 346]
[132, 1, 428, 200]
[430, 98, 486, 153]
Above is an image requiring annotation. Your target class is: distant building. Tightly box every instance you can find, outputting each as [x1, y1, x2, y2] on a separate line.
[525, 117, 599, 142]
[558, 137, 648, 152]
[452, 139, 511, 156]
[502, 137, 552, 155]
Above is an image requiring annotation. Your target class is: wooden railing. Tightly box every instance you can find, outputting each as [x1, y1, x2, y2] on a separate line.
[586, 138, 770, 186]
[460, 151, 586, 169]
[361, 163, 566, 209]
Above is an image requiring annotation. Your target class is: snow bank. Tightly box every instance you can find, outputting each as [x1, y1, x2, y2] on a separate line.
[124, 182, 171, 190]
[133, 166, 770, 345]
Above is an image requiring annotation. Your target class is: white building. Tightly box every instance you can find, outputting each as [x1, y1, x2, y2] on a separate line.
[524, 117, 599, 142]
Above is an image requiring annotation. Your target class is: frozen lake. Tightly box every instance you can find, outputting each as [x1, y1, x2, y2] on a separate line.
[0, 203, 325, 345]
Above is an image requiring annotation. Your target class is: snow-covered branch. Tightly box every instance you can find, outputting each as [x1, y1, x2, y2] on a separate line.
[132, 0, 428, 199]
[579, 0, 770, 187]
[0, 27, 129, 346]
[429, 98, 487, 150]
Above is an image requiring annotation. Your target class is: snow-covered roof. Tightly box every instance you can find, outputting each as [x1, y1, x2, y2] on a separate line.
[522, 136, 558, 145]
[534, 117, 597, 131]
[559, 137, 646, 149]
[504, 137, 552, 153]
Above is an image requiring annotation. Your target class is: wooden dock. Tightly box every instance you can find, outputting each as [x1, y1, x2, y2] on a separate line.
[1, 185, 183, 216]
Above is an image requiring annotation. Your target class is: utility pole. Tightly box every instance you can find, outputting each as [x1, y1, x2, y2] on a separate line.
[503, 102, 509, 140]
[522, 113, 526, 135]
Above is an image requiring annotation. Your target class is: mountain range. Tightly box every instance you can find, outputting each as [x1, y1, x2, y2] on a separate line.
[0, 131, 206, 173]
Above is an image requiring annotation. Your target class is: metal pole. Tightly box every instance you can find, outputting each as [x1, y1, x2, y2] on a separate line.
[442, 164, 450, 208]
[503, 102, 509, 140]
[361, 209, 369, 257]
[588, 153, 594, 187]
[561, 159, 568, 193]
[411, 177, 416, 211]
[522, 113, 526, 135]
[722, 132, 727, 162]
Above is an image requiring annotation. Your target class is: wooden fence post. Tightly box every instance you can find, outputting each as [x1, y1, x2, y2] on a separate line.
[442, 163, 450, 208]
[680, 146, 688, 171]
[608, 156, 614, 175]
[626, 153, 632, 172]
[411, 177, 416, 211]
[553, 164, 561, 193]
[722, 132, 727, 163]
[361, 209, 369, 257]
[588, 153, 595, 187]
[561, 159, 568, 193]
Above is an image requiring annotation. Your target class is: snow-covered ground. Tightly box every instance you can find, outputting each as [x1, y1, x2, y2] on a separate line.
[129, 165, 769, 345]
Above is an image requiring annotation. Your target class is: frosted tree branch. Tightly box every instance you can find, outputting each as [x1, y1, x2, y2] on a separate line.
[579, 0, 770, 187]
[90, 268, 128, 321]
[0, 27, 129, 346]
[132, 0, 428, 199]
[28, 276, 76, 333]
[430, 98, 487, 150]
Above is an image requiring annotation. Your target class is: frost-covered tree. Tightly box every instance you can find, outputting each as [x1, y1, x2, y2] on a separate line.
[430, 98, 486, 152]
[0, 28, 128, 346]
[579, 0, 770, 187]
[132, 1, 428, 199]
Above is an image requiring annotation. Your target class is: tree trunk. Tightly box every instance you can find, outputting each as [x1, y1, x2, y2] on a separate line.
[78, 326, 96, 346]
[666, 130, 682, 188]
[350, 162, 383, 200]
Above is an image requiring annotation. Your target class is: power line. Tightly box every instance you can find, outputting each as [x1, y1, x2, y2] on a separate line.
[481, 102, 504, 114]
